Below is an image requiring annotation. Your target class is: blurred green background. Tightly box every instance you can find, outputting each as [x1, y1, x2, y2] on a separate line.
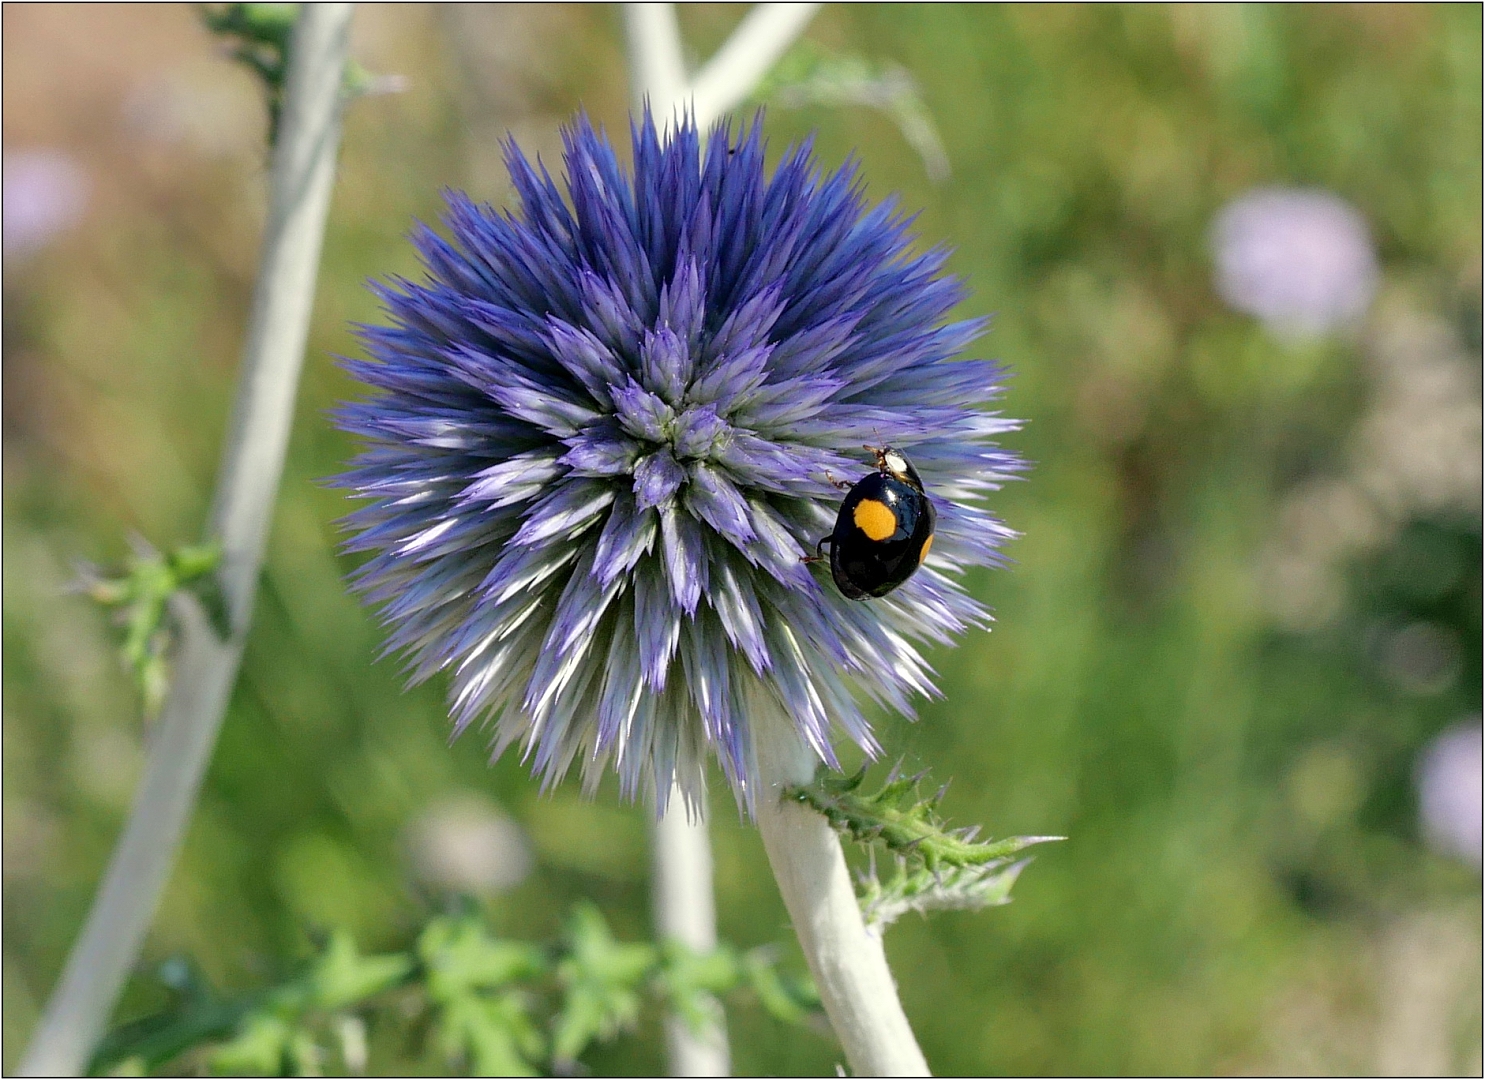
[4, 4, 1480, 1075]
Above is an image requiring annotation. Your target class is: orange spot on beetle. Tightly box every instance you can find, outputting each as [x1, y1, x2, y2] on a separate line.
[918, 534, 934, 564]
[853, 498, 897, 541]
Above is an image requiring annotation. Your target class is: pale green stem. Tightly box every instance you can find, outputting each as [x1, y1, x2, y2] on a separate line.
[653, 798, 730, 1076]
[688, 3, 823, 129]
[19, 6, 355, 1074]
[751, 700, 931, 1076]
[622, 3, 848, 1076]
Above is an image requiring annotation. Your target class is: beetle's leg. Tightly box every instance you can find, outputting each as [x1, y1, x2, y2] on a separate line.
[801, 536, 832, 564]
[825, 471, 853, 492]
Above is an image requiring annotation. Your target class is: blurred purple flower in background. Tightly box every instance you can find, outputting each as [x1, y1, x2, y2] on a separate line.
[1211, 187, 1379, 339]
[1416, 721, 1482, 870]
[335, 112, 1020, 814]
[2, 148, 90, 259]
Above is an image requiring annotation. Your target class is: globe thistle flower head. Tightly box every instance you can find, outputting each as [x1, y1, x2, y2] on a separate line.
[335, 111, 1021, 815]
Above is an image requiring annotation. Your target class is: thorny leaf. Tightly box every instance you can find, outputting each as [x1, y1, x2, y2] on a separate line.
[788, 763, 1062, 928]
[789, 763, 1063, 870]
[859, 858, 1034, 931]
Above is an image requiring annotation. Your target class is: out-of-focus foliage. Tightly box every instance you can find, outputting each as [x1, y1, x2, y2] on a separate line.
[4, 5, 1480, 1076]
[200, 3, 392, 143]
[199, 3, 298, 140]
[750, 39, 950, 183]
[91, 903, 816, 1076]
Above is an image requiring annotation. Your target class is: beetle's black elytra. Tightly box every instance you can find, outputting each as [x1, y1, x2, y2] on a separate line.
[809, 447, 935, 600]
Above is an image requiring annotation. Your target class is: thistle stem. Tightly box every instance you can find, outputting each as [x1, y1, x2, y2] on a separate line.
[625, 5, 821, 1074]
[19, 7, 354, 1075]
[753, 714, 931, 1077]
[653, 798, 730, 1076]
[687, 3, 822, 129]
[625, 6, 729, 1073]
[622, 3, 688, 127]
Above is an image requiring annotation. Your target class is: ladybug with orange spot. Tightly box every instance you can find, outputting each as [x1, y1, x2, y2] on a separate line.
[807, 446, 935, 600]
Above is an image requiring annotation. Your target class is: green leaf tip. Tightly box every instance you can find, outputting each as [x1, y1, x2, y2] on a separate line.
[75, 539, 226, 717]
[201, 3, 404, 147]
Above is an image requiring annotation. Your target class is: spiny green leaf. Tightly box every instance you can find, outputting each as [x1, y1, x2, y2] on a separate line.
[788, 763, 1063, 871]
[860, 858, 1035, 931]
[788, 763, 1062, 931]
[419, 915, 548, 1075]
[95, 903, 813, 1074]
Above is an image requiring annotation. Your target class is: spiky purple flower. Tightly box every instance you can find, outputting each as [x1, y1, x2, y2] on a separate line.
[335, 113, 1020, 813]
